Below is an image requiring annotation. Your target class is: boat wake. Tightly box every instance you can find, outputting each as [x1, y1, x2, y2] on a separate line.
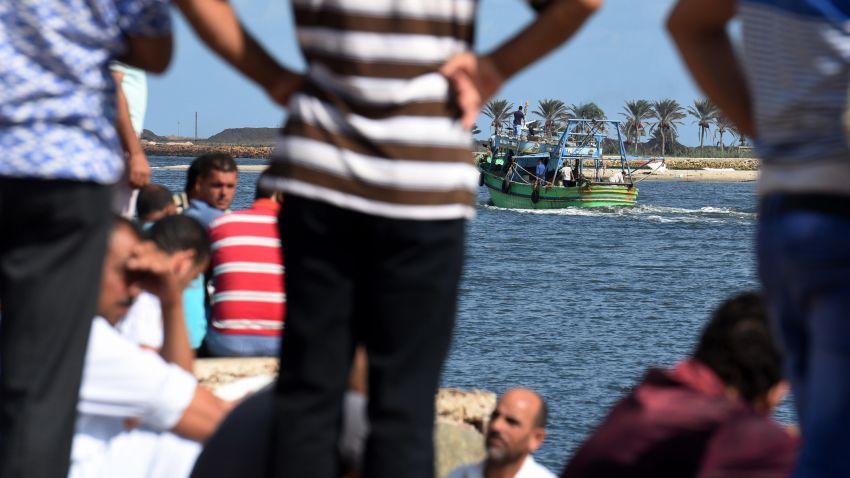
[477, 203, 756, 224]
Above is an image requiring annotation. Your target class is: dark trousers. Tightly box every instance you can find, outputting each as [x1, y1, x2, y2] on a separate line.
[270, 195, 465, 478]
[0, 178, 112, 478]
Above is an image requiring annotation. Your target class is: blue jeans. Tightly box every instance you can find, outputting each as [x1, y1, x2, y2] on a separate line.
[205, 330, 281, 357]
[758, 195, 850, 478]
[513, 124, 520, 136]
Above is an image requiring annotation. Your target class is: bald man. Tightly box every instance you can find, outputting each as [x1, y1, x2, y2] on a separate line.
[448, 388, 555, 478]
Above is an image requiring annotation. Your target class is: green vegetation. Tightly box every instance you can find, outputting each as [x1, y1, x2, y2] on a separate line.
[482, 97, 754, 158]
[482, 99, 515, 135]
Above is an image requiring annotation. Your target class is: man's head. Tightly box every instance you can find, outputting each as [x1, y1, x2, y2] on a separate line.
[98, 217, 144, 324]
[255, 171, 282, 202]
[145, 215, 211, 276]
[185, 158, 201, 197]
[98, 215, 212, 325]
[136, 184, 177, 224]
[693, 292, 784, 407]
[518, 106, 523, 111]
[192, 153, 238, 210]
[485, 388, 548, 467]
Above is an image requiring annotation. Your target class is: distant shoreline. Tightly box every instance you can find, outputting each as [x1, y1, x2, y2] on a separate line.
[147, 143, 760, 183]
[157, 164, 757, 182]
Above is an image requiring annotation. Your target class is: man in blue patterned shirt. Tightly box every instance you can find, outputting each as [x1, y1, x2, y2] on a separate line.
[669, 1, 850, 476]
[0, 2, 172, 477]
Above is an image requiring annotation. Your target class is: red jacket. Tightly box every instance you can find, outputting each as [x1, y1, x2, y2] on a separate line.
[561, 359, 798, 478]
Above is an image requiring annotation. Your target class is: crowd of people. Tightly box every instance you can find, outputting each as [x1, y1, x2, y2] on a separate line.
[1, 0, 848, 477]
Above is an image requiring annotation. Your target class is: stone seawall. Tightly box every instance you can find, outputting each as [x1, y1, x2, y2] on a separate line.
[659, 157, 760, 170]
[144, 142, 272, 158]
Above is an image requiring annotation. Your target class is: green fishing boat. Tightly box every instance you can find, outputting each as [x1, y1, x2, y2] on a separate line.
[480, 119, 639, 209]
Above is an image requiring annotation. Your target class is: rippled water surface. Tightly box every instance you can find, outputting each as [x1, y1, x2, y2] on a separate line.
[151, 157, 787, 471]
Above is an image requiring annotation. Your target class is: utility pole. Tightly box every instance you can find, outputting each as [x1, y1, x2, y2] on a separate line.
[194, 112, 198, 141]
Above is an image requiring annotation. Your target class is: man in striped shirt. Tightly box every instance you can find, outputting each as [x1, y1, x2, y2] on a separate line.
[205, 174, 285, 357]
[175, 0, 601, 476]
[669, 1, 850, 476]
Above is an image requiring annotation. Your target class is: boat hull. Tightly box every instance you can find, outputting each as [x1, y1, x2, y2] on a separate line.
[482, 172, 638, 209]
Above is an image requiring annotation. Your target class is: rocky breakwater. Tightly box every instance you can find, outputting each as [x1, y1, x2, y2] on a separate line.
[143, 141, 272, 158]
[659, 157, 760, 170]
[194, 358, 493, 477]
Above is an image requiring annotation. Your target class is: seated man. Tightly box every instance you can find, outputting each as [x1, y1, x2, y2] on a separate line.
[561, 292, 798, 478]
[447, 387, 556, 478]
[118, 215, 211, 351]
[182, 153, 239, 349]
[205, 172, 285, 357]
[136, 184, 177, 227]
[70, 217, 228, 478]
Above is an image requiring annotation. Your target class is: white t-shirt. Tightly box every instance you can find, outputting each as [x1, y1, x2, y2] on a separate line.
[70, 317, 199, 478]
[117, 291, 164, 349]
[446, 455, 556, 478]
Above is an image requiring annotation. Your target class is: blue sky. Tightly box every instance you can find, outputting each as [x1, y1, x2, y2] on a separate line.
[147, 0, 714, 146]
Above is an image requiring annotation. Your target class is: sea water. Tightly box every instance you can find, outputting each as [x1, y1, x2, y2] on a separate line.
[150, 156, 791, 471]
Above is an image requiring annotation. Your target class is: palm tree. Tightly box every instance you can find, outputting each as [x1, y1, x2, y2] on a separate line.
[729, 123, 748, 147]
[482, 99, 514, 135]
[567, 102, 606, 134]
[714, 114, 733, 152]
[651, 99, 686, 156]
[620, 99, 653, 154]
[567, 102, 605, 120]
[532, 99, 568, 138]
[687, 99, 718, 149]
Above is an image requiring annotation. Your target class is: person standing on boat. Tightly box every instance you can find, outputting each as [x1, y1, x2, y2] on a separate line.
[536, 159, 547, 186]
[514, 106, 526, 137]
[173, 0, 603, 476]
[0, 2, 172, 477]
[669, 1, 850, 476]
[559, 161, 573, 187]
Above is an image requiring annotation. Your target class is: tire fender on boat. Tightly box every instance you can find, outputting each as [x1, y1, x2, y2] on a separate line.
[501, 179, 511, 193]
[479, 171, 485, 186]
[531, 187, 540, 203]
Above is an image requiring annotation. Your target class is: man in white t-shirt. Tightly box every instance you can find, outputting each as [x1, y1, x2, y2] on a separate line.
[117, 215, 211, 351]
[447, 388, 555, 478]
[70, 217, 228, 478]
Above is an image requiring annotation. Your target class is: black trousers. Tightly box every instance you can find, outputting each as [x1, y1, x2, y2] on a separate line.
[0, 178, 112, 478]
[270, 195, 465, 478]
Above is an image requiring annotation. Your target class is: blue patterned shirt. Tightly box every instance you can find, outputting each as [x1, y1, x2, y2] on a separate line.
[0, 0, 171, 184]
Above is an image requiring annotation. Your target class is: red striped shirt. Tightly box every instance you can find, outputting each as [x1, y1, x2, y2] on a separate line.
[209, 199, 285, 336]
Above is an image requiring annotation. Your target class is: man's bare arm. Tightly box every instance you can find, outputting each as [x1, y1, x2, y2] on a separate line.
[112, 70, 151, 189]
[127, 244, 197, 372]
[172, 386, 230, 441]
[158, 286, 194, 373]
[667, 0, 754, 137]
[174, 0, 303, 107]
[120, 36, 173, 74]
[441, 0, 602, 129]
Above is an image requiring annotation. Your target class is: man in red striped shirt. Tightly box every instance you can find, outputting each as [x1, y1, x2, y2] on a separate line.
[205, 173, 285, 357]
